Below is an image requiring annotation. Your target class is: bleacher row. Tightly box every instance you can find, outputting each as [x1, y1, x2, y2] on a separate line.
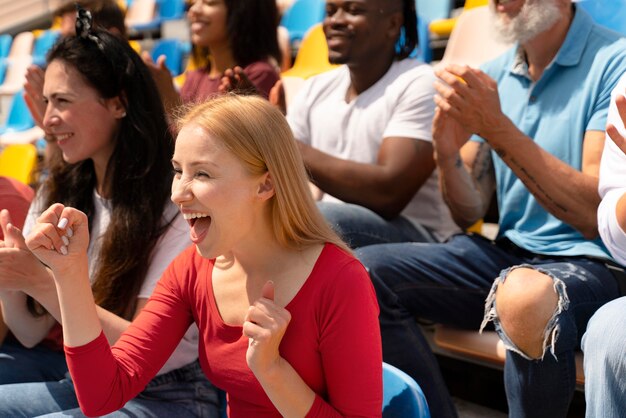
[2, 0, 626, 412]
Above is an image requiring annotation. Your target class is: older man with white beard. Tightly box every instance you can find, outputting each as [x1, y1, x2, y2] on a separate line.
[356, 1, 626, 417]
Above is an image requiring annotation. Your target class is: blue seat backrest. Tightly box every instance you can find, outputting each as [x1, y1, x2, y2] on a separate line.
[577, 0, 626, 36]
[152, 39, 185, 76]
[280, 0, 326, 44]
[159, 0, 185, 20]
[0, 34, 12, 59]
[32, 30, 60, 66]
[0, 91, 35, 135]
[382, 362, 431, 418]
[415, 0, 453, 23]
[0, 59, 7, 85]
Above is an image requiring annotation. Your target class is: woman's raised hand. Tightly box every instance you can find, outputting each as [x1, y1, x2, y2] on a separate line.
[25, 203, 89, 277]
[243, 281, 291, 377]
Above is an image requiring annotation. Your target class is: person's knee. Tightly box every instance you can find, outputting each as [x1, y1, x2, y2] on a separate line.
[495, 267, 560, 359]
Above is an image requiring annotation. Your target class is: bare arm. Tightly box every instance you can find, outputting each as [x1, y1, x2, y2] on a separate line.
[0, 210, 58, 347]
[23, 65, 46, 129]
[1, 211, 149, 347]
[490, 125, 603, 238]
[25, 205, 101, 347]
[299, 137, 436, 219]
[141, 52, 182, 119]
[432, 107, 495, 229]
[436, 64, 602, 238]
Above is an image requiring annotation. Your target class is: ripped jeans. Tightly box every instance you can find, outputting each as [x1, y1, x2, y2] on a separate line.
[357, 234, 621, 418]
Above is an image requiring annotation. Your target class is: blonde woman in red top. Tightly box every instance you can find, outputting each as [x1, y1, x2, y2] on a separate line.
[26, 95, 383, 417]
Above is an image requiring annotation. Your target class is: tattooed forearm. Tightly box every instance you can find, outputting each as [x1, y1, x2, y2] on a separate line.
[496, 148, 569, 214]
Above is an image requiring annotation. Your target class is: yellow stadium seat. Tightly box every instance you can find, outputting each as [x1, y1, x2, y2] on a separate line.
[281, 24, 337, 79]
[429, 0, 489, 38]
[0, 144, 38, 185]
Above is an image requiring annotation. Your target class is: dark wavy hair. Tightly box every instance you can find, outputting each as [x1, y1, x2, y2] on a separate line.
[396, 0, 418, 60]
[55, 0, 127, 38]
[191, 0, 281, 69]
[30, 30, 175, 320]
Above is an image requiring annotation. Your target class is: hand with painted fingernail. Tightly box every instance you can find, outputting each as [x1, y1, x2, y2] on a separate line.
[25, 203, 90, 277]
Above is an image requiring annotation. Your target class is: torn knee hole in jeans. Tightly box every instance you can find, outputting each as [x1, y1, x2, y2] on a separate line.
[479, 263, 570, 361]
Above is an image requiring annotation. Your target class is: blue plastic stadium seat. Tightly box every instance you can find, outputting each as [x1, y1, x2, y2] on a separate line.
[383, 362, 431, 418]
[0, 59, 7, 85]
[32, 30, 60, 67]
[280, 0, 326, 48]
[151, 38, 187, 76]
[0, 34, 12, 58]
[132, 0, 186, 32]
[0, 91, 36, 135]
[414, 0, 454, 63]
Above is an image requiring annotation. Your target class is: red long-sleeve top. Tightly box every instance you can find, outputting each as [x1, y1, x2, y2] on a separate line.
[65, 244, 382, 417]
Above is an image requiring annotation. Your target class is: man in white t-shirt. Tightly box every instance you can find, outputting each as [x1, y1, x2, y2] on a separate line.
[284, 0, 459, 248]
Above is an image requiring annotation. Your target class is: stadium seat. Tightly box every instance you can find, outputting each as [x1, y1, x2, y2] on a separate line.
[383, 362, 431, 418]
[415, 0, 454, 62]
[0, 143, 38, 185]
[437, 5, 511, 68]
[128, 0, 185, 34]
[0, 91, 35, 135]
[0, 56, 33, 97]
[280, 0, 326, 49]
[280, 24, 337, 106]
[0, 34, 12, 59]
[6, 31, 34, 59]
[32, 30, 60, 67]
[429, 0, 488, 38]
[151, 38, 187, 76]
[125, 0, 157, 31]
[433, 325, 586, 388]
[281, 24, 336, 79]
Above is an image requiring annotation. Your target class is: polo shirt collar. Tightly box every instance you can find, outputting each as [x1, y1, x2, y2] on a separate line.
[509, 5, 593, 76]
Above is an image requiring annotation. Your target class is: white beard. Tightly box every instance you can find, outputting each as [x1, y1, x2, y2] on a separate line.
[490, 0, 562, 44]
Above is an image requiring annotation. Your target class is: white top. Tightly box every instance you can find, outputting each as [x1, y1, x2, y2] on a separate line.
[287, 59, 460, 241]
[599, 74, 626, 266]
[24, 190, 198, 375]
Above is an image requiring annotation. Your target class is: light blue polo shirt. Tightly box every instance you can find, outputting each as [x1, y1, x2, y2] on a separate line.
[476, 6, 626, 258]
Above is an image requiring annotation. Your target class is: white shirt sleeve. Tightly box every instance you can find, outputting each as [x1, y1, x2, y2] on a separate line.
[138, 202, 192, 298]
[598, 75, 626, 265]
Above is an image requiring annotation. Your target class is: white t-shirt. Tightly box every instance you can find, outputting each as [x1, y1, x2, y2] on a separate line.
[24, 190, 198, 375]
[598, 74, 626, 266]
[287, 59, 460, 241]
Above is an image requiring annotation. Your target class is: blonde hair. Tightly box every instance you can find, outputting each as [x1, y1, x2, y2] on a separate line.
[177, 95, 350, 253]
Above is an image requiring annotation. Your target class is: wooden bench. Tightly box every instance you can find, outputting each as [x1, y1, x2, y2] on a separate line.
[431, 325, 585, 389]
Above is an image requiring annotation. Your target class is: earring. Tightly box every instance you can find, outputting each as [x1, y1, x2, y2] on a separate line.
[121, 111, 127, 118]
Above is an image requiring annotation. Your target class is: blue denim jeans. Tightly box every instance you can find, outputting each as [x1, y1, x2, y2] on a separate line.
[0, 359, 220, 417]
[357, 234, 621, 418]
[317, 201, 437, 248]
[581, 296, 626, 418]
[0, 339, 68, 384]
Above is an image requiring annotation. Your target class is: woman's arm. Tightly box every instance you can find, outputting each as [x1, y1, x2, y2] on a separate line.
[0, 290, 57, 347]
[0, 211, 59, 347]
[26, 204, 194, 416]
[0, 215, 147, 347]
